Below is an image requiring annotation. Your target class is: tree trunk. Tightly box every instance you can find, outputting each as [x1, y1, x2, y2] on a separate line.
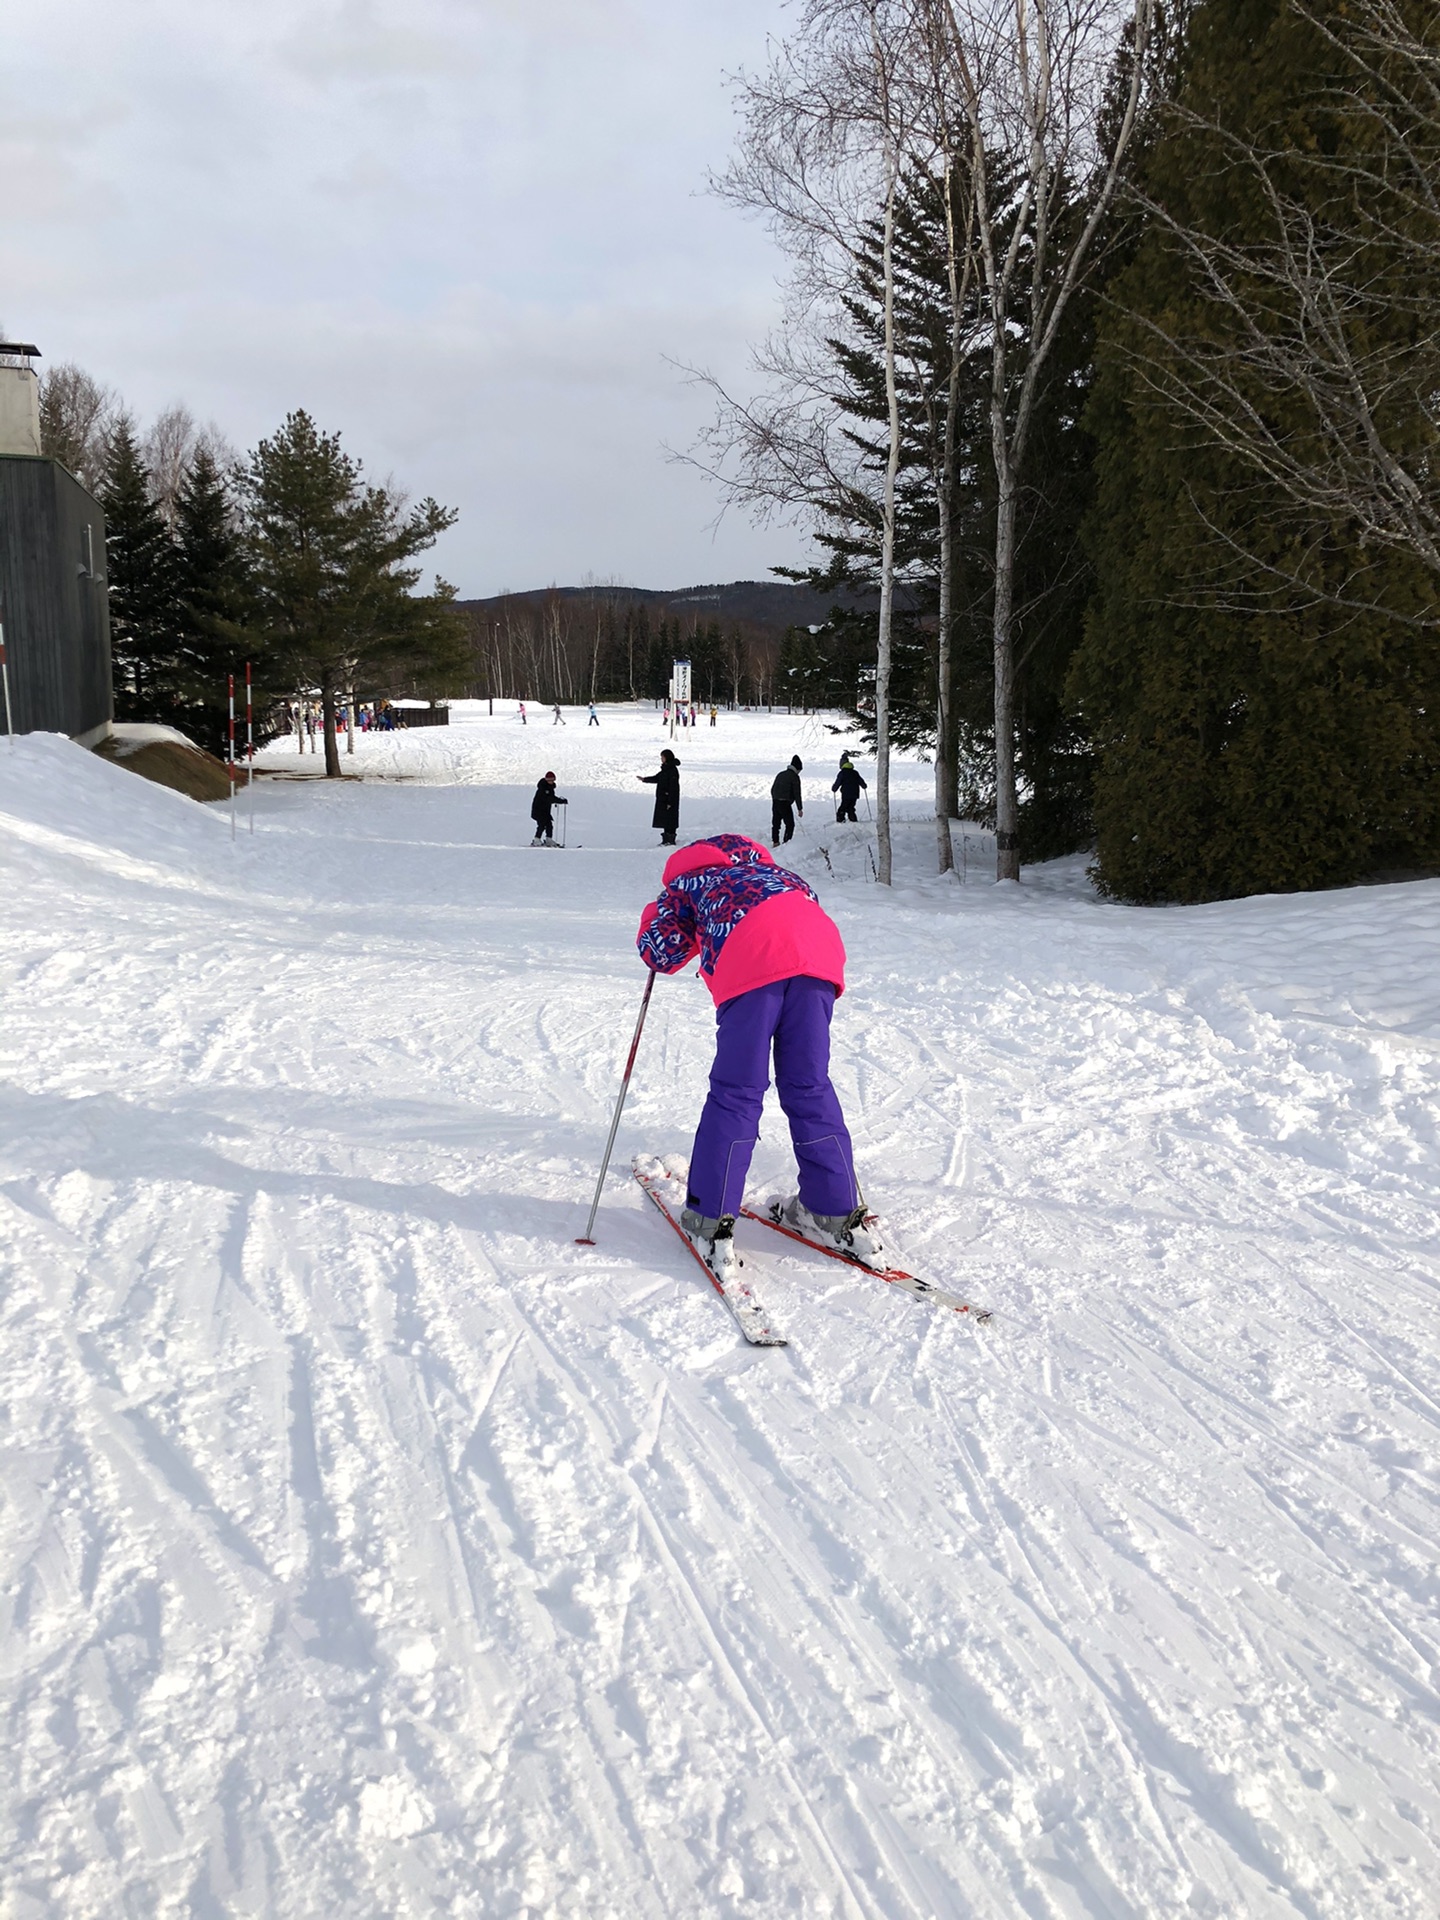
[934, 492, 956, 874]
[875, 166, 901, 889]
[322, 684, 342, 778]
[992, 468, 1020, 881]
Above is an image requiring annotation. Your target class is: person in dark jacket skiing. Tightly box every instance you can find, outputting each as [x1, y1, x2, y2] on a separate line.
[638, 749, 681, 845]
[832, 754, 867, 822]
[635, 833, 883, 1282]
[530, 771, 567, 845]
[770, 756, 803, 844]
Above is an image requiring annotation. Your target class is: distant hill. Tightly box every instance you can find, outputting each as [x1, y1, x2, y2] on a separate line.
[458, 580, 862, 638]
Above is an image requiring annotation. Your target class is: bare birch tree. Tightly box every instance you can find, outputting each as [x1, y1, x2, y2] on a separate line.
[936, 0, 1157, 879]
[37, 362, 119, 491]
[709, 0, 936, 885]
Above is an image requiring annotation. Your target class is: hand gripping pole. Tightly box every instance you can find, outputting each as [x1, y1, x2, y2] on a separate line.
[576, 969, 656, 1244]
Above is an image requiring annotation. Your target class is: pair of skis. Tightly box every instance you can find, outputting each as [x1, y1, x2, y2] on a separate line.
[633, 1158, 991, 1348]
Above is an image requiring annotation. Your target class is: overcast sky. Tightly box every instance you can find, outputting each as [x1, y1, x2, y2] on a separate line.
[1, 0, 811, 596]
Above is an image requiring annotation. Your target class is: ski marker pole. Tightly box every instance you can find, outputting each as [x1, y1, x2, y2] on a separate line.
[0, 602, 13, 745]
[228, 673, 236, 841]
[246, 661, 255, 833]
[577, 968, 656, 1244]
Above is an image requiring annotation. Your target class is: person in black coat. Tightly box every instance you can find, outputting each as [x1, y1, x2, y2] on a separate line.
[832, 754, 867, 822]
[770, 756, 803, 844]
[638, 749, 681, 844]
[530, 771, 567, 845]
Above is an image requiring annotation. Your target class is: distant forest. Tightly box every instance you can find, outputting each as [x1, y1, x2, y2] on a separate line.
[458, 581, 873, 708]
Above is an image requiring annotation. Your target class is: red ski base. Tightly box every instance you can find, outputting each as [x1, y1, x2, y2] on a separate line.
[740, 1204, 992, 1322]
[634, 1164, 787, 1347]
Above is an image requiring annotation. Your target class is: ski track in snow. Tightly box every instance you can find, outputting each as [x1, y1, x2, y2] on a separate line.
[2, 708, 1438, 1919]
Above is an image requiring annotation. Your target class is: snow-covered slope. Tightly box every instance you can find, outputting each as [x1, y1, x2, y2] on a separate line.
[2, 715, 1437, 1919]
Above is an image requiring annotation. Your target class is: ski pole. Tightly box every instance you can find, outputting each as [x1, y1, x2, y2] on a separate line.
[576, 969, 656, 1244]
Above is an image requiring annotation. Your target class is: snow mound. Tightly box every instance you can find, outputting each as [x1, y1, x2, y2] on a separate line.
[109, 721, 202, 755]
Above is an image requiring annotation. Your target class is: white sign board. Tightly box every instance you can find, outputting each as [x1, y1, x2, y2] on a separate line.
[671, 659, 692, 704]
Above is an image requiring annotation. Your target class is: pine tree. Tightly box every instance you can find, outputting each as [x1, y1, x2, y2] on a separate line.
[171, 447, 253, 757]
[238, 411, 466, 777]
[1073, 0, 1440, 901]
[100, 421, 180, 724]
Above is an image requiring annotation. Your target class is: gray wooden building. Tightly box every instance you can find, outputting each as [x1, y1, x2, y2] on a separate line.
[1, 344, 113, 744]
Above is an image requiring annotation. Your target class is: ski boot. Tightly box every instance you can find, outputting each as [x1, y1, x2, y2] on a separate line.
[680, 1207, 741, 1285]
[781, 1197, 887, 1268]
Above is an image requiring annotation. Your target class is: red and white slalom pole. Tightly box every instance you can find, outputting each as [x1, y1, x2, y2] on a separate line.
[0, 610, 13, 746]
[228, 672, 236, 841]
[246, 661, 255, 833]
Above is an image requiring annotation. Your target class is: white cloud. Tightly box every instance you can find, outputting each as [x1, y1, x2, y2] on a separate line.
[0, 0, 809, 593]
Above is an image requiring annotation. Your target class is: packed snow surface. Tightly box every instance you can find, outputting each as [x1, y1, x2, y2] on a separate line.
[2, 705, 1438, 1919]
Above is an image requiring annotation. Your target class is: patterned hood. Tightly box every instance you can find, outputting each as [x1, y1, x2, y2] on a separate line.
[643, 835, 818, 982]
[660, 834, 775, 886]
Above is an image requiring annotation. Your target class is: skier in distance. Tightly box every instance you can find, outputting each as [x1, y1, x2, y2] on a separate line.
[638, 748, 681, 846]
[636, 834, 882, 1280]
[770, 756, 804, 845]
[530, 771, 567, 846]
[832, 754, 867, 823]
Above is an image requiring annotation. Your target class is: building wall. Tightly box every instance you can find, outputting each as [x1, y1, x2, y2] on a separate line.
[0, 456, 112, 741]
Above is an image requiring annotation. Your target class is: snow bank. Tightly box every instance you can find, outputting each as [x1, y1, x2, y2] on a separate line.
[3, 720, 1438, 1918]
[109, 722, 202, 756]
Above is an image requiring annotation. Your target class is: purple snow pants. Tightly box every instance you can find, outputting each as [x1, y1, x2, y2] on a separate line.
[686, 974, 857, 1221]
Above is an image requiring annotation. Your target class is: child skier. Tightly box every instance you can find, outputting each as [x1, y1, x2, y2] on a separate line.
[635, 833, 882, 1280]
[530, 772, 567, 845]
[832, 754, 867, 822]
[770, 756, 804, 844]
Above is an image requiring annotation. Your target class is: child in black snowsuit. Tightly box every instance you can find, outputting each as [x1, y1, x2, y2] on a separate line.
[832, 755, 867, 822]
[530, 772, 567, 845]
[770, 756, 804, 844]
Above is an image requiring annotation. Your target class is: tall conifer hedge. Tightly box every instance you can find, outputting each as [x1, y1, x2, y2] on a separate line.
[1072, 0, 1440, 901]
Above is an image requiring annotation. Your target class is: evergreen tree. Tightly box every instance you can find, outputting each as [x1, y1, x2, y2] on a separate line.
[100, 420, 180, 724]
[238, 412, 467, 777]
[1073, 0, 1440, 901]
[171, 447, 254, 757]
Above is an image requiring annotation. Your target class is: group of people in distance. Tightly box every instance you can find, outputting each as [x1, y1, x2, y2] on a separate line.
[662, 701, 718, 728]
[518, 701, 714, 728]
[527, 748, 870, 849]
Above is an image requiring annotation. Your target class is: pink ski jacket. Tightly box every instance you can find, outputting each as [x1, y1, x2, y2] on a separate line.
[636, 833, 846, 1006]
